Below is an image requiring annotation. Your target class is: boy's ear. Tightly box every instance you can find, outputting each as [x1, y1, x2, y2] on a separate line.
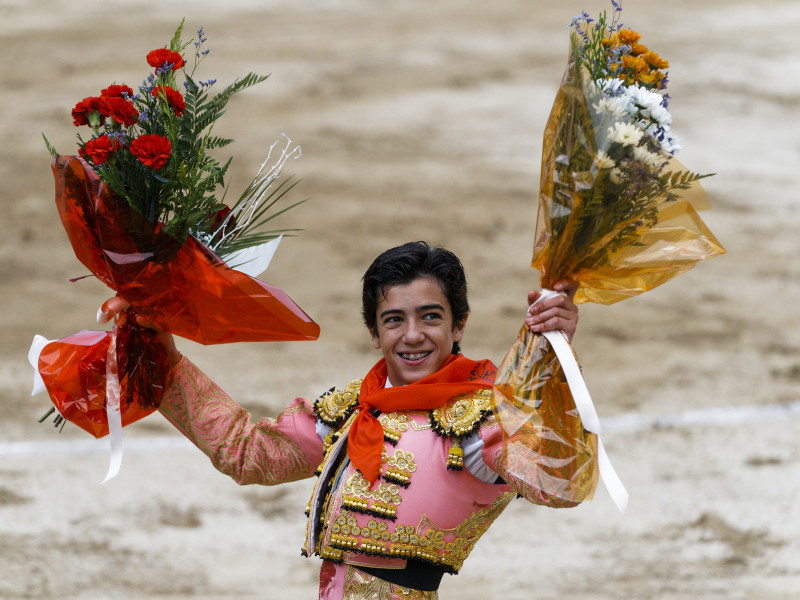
[453, 314, 468, 342]
[369, 328, 381, 350]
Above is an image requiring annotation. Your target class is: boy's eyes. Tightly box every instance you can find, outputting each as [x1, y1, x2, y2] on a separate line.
[382, 312, 443, 326]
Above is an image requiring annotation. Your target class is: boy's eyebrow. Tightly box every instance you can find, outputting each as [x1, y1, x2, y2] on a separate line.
[378, 303, 446, 320]
[416, 303, 445, 314]
[379, 308, 405, 320]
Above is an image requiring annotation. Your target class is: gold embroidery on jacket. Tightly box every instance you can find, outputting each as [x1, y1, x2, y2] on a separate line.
[429, 389, 493, 438]
[407, 413, 432, 431]
[379, 412, 411, 444]
[315, 379, 363, 428]
[445, 438, 464, 471]
[381, 411, 433, 432]
[324, 490, 514, 573]
[435, 492, 515, 571]
[305, 384, 512, 573]
[330, 514, 391, 555]
[382, 449, 416, 488]
[342, 471, 402, 520]
[342, 564, 438, 599]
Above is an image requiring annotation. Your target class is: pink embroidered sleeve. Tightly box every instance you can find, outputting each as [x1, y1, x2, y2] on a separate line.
[158, 358, 325, 486]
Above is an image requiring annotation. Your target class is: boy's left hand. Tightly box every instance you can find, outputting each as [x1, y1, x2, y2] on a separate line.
[525, 278, 579, 342]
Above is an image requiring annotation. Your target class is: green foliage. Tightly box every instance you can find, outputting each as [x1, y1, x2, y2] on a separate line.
[42, 134, 59, 158]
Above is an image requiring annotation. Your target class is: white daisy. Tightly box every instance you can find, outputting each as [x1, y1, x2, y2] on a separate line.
[613, 94, 637, 117]
[594, 150, 616, 169]
[595, 77, 624, 95]
[632, 145, 663, 168]
[608, 121, 644, 146]
[593, 97, 629, 119]
[653, 108, 673, 129]
[625, 84, 663, 113]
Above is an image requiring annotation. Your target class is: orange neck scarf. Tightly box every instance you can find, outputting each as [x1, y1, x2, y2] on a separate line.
[347, 354, 495, 485]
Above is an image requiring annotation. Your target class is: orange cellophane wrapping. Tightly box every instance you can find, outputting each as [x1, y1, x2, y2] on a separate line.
[37, 329, 165, 438]
[493, 326, 598, 504]
[53, 155, 320, 344]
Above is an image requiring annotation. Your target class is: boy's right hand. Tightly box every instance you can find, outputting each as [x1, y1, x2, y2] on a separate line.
[99, 296, 182, 367]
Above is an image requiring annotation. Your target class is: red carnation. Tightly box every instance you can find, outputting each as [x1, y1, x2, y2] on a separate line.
[151, 85, 186, 117]
[146, 48, 185, 72]
[71, 96, 105, 127]
[99, 96, 139, 127]
[129, 134, 171, 170]
[80, 135, 120, 165]
[101, 84, 134, 98]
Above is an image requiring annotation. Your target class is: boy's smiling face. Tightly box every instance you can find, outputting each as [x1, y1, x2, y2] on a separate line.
[369, 276, 466, 386]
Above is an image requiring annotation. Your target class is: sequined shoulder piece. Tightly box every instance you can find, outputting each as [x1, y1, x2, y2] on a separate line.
[429, 388, 493, 438]
[314, 378, 363, 428]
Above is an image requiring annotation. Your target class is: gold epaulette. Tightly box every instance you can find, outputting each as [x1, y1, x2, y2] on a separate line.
[429, 388, 493, 439]
[314, 379, 363, 428]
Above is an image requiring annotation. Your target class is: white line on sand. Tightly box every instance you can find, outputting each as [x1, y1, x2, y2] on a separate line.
[2, 401, 799, 457]
[602, 400, 800, 432]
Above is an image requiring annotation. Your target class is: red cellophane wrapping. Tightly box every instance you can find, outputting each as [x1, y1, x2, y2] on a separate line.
[37, 324, 168, 438]
[40, 156, 319, 437]
[54, 155, 320, 344]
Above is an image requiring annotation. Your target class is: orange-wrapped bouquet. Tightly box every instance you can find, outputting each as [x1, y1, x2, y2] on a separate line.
[492, 2, 725, 511]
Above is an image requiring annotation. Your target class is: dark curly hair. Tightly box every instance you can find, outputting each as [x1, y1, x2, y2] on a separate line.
[362, 241, 469, 354]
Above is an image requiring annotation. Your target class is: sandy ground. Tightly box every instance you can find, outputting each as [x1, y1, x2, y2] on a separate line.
[2, 0, 800, 598]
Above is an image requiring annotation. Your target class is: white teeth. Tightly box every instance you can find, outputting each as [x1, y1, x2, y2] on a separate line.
[401, 352, 429, 360]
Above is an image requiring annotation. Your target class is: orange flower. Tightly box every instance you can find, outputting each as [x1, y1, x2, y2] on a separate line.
[637, 71, 659, 86]
[630, 43, 649, 56]
[622, 55, 648, 73]
[617, 28, 642, 45]
[641, 51, 669, 70]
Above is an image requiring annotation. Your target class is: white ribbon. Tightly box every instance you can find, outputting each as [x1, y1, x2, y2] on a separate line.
[28, 335, 52, 396]
[101, 316, 124, 483]
[534, 290, 629, 513]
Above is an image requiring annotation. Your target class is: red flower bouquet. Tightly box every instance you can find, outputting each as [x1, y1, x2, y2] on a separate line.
[34, 22, 318, 461]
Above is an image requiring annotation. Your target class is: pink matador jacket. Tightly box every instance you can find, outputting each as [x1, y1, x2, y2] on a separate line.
[158, 356, 598, 579]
